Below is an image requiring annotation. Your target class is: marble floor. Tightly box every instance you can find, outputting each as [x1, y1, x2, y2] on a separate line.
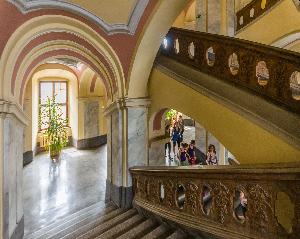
[23, 146, 107, 235]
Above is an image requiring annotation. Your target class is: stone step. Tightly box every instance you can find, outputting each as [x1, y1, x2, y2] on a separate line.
[25, 199, 108, 236]
[77, 208, 138, 239]
[46, 205, 118, 239]
[116, 218, 158, 239]
[24, 201, 113, 239]
[61, 208, 126, 239]
[166, 230, 188, 239]
[95, 213, 145, 239]
[141, 224, 172, 239]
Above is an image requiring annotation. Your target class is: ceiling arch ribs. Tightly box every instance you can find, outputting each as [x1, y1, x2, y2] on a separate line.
[0, 15, 126, 106]
[7, 0, 149, 35]
[16, 43, 114, 105]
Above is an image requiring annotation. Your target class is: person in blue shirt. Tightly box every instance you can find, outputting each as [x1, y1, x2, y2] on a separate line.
[171, 122, 181, 154]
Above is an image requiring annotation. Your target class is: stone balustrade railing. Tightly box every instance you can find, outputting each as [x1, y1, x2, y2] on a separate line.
[236, 0, 281, 31]
[160, 28, 300, 114]
[130, 164, 300, 238]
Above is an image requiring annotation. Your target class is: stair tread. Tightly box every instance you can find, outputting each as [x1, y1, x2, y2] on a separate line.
[25, 201, 113, 239]
[116, 218, 157, 239]
[46, 205, 118, 239]
[25, 198, 106, 235]
[60, 208, 126, 239]
[141, 224, 171, 239]
[166, 230, 187, 239]
[77, 208, 137, 239]
[95, 213, 144, 239]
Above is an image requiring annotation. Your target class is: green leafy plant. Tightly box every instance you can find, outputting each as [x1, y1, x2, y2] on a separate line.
[39, 96, 68, 159]
[165, 109, 177, 120]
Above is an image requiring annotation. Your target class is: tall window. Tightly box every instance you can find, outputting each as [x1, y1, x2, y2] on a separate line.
[39, 81, 68, 129]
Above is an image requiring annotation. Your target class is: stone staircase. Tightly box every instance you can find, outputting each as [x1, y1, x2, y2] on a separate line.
[24, 201, 190, 239]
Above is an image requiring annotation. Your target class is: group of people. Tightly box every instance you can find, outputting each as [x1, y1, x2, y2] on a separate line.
[164, 115, 218, 166]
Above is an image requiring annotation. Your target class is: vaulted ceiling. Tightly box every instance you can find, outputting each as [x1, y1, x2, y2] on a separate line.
[8, 0, 149, 34]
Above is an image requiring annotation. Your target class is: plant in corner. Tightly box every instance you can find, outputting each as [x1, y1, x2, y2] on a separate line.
[40, 96, 68, 161]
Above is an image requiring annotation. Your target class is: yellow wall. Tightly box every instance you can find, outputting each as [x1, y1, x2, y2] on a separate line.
[128, 0, 190, 98]
[173, 0, 195, 29]
[65, 0, 137, 24]
[149, 68, 300, 164]
[236, 0, 300, 45]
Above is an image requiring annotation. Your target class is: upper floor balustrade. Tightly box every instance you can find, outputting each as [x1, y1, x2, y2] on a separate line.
[160, 28, 300, 114]
[236, 0, 281, 31]
[130, 164, 300, 239]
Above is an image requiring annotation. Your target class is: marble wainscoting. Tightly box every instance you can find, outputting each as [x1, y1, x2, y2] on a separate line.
[23, 151, 33, 166]
[74, 135, 107, 150]
[3, 115, 25, 239]
[84, 101, 99, 139]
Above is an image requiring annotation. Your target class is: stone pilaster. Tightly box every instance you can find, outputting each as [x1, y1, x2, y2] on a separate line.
[0, 101, 28, 239]
[195, 0, 207, 32]
[195, 0, 235, 36]
[104, 97, 150, 208]
[195, 122, 207, 153]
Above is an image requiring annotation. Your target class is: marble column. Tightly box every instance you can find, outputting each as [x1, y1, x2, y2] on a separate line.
[226, 0, 235, 37]
[195, 122, 228, 165]
[149, 140, 167, 166]
[0, 101, 28, 239]
[219, 143, 226, 165]
[195, 0, 207, 32]
[195, 0, 235, 36]
[105, 98, 150, 208]
[195, 122, 206, 153]
[127, 103, 149, 185]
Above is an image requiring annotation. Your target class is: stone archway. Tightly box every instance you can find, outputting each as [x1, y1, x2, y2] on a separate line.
[0, 15, 125, 239]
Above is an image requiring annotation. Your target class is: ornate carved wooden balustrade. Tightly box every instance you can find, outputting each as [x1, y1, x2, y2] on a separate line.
[236, 0, 281, 31]
[160, 28, 300, 114]
[130, 165, 300, 239]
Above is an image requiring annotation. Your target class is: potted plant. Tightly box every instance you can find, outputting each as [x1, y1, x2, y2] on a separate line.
[39, 96, 68, 161]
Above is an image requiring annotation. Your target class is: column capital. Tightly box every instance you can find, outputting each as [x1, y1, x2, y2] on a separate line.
[104, 97, 151, 116]
[0, 100, 28, 125]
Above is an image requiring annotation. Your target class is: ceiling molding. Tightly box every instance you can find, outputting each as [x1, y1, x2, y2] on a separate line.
[7, 0, 149, 35]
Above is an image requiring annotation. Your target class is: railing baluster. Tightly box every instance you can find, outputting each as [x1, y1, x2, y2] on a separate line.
[130, 165, 300, 238]
[160, 28, 300, 114]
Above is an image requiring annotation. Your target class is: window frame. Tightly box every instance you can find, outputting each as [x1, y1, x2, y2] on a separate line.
[38, 80, 69, 131]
